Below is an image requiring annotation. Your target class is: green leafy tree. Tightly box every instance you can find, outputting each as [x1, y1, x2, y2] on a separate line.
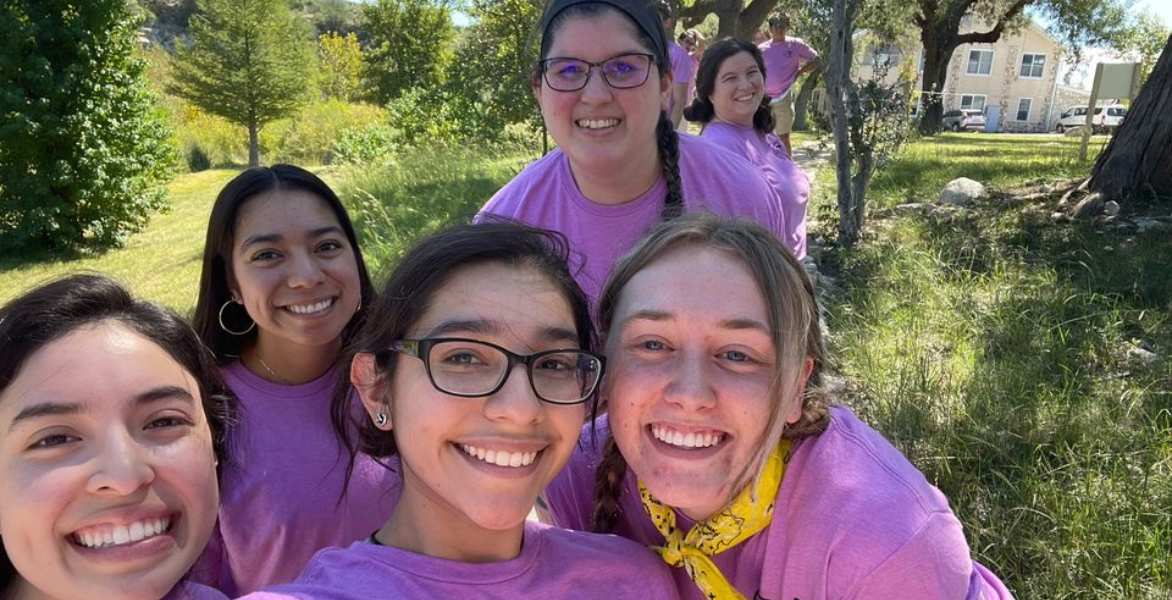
[170, 0, 314, 166]
[447, 0, 543, 134]
[0, 0, 177, 253]
[362, 0, 456, 103]
[319, 31, 363, 101]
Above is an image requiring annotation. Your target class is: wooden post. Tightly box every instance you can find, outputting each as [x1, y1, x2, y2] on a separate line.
[1080, 64, 1103, 162]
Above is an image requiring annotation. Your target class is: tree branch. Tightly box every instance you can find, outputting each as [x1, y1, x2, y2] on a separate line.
[955, 0, 1033, 45]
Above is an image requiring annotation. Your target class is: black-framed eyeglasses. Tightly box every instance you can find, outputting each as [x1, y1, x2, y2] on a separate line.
[390, 337, 605, 405]
[540, 53, 656, 92]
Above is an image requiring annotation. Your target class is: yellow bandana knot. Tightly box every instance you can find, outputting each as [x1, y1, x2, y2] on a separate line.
[639, 439, 791, 600]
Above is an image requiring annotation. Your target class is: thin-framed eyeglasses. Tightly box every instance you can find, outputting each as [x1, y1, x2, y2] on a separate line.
[390, 337, 605, 405]
[540, 53, 656, 92]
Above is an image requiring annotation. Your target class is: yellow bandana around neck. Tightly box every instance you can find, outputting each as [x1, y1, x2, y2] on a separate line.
[639, 439, 791, 600]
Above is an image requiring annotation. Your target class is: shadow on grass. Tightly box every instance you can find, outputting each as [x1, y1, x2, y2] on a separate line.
[892, 204, 1171, 598]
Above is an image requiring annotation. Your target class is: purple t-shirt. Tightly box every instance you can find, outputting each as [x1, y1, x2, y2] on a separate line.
[478, 133, 788, 304]
[237, 521, 680, 600]
[544, 407, 1015, 600]
[668, 41, 695, 118]
[162, 582, 229, 600]
[194, 363, 400, 595]
[759, 37, 817, 97]
[700, 121, 810, 257]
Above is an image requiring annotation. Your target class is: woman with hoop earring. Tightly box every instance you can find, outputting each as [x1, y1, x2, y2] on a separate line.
[189, 165, 398, 596]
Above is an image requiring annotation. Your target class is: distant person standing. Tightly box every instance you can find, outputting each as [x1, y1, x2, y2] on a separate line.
[678, 29, 705, 104]
[759, 14, 818, 156]
[656, 0, 694, 130]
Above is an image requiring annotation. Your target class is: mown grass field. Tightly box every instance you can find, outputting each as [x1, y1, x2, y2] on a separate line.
[1, 133, 1167, 598]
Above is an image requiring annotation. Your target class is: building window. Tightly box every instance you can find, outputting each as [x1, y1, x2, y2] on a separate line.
[1020, 53, 1046, 78]
[966, 49, 994, 76]
[1015, 98, 1032, 121]
[866, 44, 898, 68]
[960, 95, 986, 111]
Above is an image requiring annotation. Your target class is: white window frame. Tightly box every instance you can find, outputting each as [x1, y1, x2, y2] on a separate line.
[1019, 53, 1046, 79]
[1015, 98, 1032, 121]
[960, 94, 987, 111]
[966, 49, 994, 76]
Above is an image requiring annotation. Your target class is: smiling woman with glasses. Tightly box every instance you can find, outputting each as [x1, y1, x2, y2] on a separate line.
[478, 0, 795, 308]
[236, 220, 677, 600]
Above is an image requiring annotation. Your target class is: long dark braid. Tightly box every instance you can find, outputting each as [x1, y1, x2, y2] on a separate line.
[657, 112, 684, 220]
[590, 432, 630, 532]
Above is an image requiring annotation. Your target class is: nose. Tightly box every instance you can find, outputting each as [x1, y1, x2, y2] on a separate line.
[483, 363, 544, 425]
[286, 250, 326, 288]
[663, 349, 717, 411]
[87, 432, 155, 496]
[578, 66, 615, 103]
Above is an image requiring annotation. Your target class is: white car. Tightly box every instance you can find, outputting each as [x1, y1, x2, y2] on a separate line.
[1055, 105, 1127, 134]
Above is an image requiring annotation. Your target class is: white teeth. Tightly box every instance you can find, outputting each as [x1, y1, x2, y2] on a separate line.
[651, 425, 723, 449]
[577, 118, 619, 130]
[461, 444, 537, 468]
[287, 299, 333, 315]
[75, 517, 171, 549]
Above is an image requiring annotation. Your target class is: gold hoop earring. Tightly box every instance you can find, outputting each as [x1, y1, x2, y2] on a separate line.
[218, 300, 255, 336]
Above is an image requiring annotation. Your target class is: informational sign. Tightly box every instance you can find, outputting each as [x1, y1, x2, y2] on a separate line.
[1081, 62, 1143, 161]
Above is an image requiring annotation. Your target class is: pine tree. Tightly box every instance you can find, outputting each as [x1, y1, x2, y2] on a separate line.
[170, 0, 314, 166]
[0, 0, 177, 253]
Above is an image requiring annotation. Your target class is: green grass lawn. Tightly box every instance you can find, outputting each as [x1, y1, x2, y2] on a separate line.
[809, 133, 1171, 599]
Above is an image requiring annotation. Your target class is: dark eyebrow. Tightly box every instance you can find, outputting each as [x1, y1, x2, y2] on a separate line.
[7, 386, 195, 433]
[239, 226, 346, 251]
[136, 385, 196, 407]
[621, 311, 771, 335]
[9, 402, 83, 432]
[424, 320, 581, 347]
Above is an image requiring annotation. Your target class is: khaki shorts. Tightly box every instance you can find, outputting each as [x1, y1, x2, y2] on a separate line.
[770, 92, 795, 135]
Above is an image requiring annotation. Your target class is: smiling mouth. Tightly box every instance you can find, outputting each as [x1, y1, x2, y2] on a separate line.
[285, 298, 334, 315]
[651, 425, 725, 449]
[576, 118, 620, 130]
[459, 444, 540, 468]
[73, 517, 172, 549]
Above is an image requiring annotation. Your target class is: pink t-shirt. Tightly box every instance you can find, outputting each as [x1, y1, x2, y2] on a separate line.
[478, 133, 789, 304]
[759, 37, 817, 97]
[700, 121, 810, 257]
[237, 521, 679, 600]
[544, 407, 1015, 600]
[194, 363, 401, 595]
[667, 41, 696, 118]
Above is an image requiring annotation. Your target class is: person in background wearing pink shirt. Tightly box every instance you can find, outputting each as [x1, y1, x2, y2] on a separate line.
[684, 38, 811, 259]
[655, 0, 694, 129]
[543, 214, 1016, 600]
[479, 0, 791, 305]
[239, 222, 678, 600]
[759, 13, 819, 156]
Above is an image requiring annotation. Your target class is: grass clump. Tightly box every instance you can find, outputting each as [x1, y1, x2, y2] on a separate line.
[818, 134, 1170, 599]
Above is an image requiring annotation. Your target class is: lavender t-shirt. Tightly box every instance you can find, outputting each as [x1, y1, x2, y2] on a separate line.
[759, 37, 817, 97]
[545, 407, 1015, 600]
[668, 41, 696, 118]
[195, 363, 400, 595]
[238, 521, 679, 600]
[701, 121, 810, 257]
[479, 133, 787, 304]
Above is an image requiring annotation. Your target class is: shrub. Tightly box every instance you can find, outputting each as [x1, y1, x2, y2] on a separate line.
[0, 1, 177, 252]
[332, 124, 399, 166]
[263, 99, 387, 165]
[186, 143, 213, 172]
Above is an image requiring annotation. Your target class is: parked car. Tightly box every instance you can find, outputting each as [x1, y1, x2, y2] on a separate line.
[943, 109, 986, 132]
[1055, 105, 1127, 134]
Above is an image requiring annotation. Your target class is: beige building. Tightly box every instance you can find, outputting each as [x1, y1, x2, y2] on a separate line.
[853, 18, 1090, 132]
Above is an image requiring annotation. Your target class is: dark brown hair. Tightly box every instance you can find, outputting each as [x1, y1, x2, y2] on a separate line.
[683, 37, 776, 133]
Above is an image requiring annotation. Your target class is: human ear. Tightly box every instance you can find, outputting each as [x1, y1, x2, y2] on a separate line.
[351, 353, 392, 429]
[784, 357, 815, 425]
[659, 71, 674, 112]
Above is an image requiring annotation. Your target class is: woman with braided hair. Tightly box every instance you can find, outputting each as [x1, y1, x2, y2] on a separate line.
[543, 213, 1015, 600]
[479, 0, 790, 306]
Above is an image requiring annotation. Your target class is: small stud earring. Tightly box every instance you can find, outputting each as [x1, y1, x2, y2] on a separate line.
[374, 412, 388, 427]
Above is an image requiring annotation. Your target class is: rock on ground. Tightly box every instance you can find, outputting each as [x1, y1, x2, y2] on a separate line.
[939, 178, 986, 205]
